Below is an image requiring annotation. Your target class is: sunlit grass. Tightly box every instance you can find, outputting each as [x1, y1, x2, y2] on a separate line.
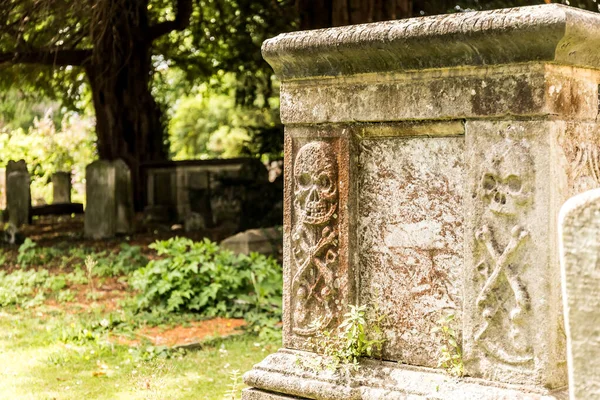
[0, 309, 276, 399]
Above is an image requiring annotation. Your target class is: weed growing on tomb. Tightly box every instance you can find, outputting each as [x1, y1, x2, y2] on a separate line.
[301, 304, 386, 373]
[433, 313, 463, 377]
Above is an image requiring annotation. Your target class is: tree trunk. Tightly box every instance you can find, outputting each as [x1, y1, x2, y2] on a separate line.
[87, 0, 167, 211]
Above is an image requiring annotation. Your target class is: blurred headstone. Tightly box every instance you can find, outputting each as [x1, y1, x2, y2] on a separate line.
[52, 171, 72, 204]
[220, 227, 282, 257]
[6, 160, 31, 227]
[84, 160, 133, 239]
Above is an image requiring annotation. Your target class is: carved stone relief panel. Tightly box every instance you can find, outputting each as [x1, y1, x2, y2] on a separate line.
[473, 138, 534, 366]
[357, 135, 464, 367]
[464, 121, 567, 389]
[291, 141, 340, 335]
[282, 130, 353, 350]
[558, 122, 600, 196]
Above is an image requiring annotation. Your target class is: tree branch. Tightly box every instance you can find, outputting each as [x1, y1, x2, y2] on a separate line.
[148, 0, 193, 41]
[0, 49, 92, 67]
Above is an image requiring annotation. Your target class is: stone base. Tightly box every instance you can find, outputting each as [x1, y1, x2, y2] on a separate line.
[243, 350, 568, 400]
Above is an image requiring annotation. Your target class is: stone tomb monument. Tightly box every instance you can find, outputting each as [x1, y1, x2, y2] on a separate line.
[244, 4, 600, 399]
[6, 160, 31, 227]
[52, 172, 71, 204]
[559, 189, 600, 400]
[84, 160, 134, 239]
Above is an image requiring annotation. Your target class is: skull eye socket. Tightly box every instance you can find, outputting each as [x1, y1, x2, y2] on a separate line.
[506, 175, 522, 193]
[482, 174, 497, 191]
[317, 173, 331, 190]
[297, 173, 311, 187]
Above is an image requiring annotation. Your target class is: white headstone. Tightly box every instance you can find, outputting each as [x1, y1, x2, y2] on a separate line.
[559, 189, 600, 400]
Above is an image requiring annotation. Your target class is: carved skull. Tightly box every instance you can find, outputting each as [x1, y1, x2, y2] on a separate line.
[294, 141, 338, 225]
[480, 139, 534, 216]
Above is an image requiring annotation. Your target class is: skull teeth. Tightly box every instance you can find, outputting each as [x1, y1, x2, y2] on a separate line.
[305, 201, 328, 218]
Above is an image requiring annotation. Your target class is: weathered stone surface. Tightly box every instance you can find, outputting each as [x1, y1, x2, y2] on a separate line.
[220, 227, 283, 256]
[282, 127, 355, 351]
[6, 160, 30, 227]
[6, 171, 30, 228]
[245, 4, 600, 399]
[278, 64, 600, 124]
[52, 172, 71, 204]
[84, 160, 133, 239]
[358, 133, 464, 367]
[464, 121, 567, 388]
[242, 389, 302, 400]
[558, 189, 600, 400]
[243, 349, 568, 400]
[263, 4, 600, 80]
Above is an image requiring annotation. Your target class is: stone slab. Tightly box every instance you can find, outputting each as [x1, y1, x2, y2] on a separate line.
[263, 4, 600, 80]
[282, 128, 355, 350]
[243, 389, 304, 400]
[357, 134, 464, 367]
[84, 160, 133, 239]
[559, 189, 600, 400]
[84, 161, 116, 239]
[6, 171, 30, 228]
[279, 64, 600, 124]
[243, 349, 568, 400]
[52, 172, 71, 204]
[220, 227, 283, 256]
[463, 121, 566, 388]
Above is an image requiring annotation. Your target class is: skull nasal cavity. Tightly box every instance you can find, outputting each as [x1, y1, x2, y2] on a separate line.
[494, 192, 507, 205]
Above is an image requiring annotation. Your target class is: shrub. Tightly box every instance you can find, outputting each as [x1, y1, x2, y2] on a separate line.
[130, 237, 282, 329]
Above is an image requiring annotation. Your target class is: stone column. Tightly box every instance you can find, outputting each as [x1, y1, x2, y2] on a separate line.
[559, 189, 600, 400]
[243, 4, 600, 399]
[52, 172, 71, 204]
[84, 160, 134, 239]
[6, 160, 30, 227]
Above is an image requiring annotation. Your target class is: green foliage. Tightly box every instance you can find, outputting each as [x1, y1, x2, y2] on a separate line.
[130, 237, 282, 335]
[0, 112, 96, 204]
[17, 239, 64, 268]
[0, 268, 79, 308]
[304, 304, 386, 372]
[168, 74, 281, 160]
[432, 313, 463, 377]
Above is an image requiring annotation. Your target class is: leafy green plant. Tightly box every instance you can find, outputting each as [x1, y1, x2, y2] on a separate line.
[0, 269, 57, 307]
[17, 239, 64, 268]
[130, 237, 282, 336]
[432, 313, 463, 377]
[305, 304, 386, 372]
[17, 238, 38, 267]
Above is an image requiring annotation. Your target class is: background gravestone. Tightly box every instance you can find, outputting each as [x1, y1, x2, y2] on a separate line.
[6, 160, 31, 227]
[244, 4, 600, 399]
[559, 189, 600, 400]
[84, 160, 133, 239]
[52, 172, 72, 204]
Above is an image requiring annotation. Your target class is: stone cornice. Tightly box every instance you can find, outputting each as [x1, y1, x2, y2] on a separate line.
[263, 4, 600, 80]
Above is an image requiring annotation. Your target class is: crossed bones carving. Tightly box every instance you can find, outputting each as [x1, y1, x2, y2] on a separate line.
[475, 224, 530, 334]
[292, 225, 338, 335]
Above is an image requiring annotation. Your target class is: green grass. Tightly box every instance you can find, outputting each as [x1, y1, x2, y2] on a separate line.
[0, 308, 278, 399]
